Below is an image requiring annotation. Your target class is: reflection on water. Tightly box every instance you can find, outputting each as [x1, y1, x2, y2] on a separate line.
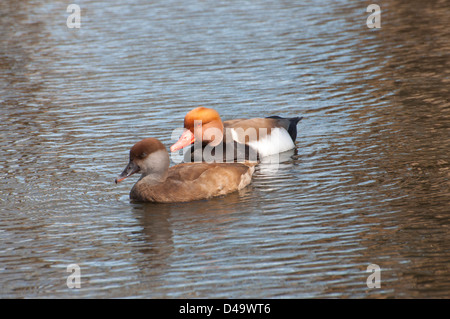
[1, 0, 449, 298]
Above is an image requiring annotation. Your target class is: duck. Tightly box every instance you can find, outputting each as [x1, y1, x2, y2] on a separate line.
[115, 137, 255, 203]
[170, 107, 302, 160]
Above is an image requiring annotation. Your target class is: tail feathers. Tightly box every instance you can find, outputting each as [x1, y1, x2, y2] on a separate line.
[266, 115, 303, 142]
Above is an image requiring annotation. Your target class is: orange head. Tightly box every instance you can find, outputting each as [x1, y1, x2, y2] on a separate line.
[170, 107, 224, 152]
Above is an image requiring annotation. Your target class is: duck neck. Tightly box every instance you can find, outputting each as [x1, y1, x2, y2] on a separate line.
[201, 119, 224, 147]
[138, 150, 170, 185]
[139, 170, 168, 185]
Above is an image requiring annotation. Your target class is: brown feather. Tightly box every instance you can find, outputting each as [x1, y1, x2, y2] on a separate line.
[118, 137, 256, 203]
[130, 162, 255, 203]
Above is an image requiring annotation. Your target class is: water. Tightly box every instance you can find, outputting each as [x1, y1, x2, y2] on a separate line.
[1, 0, 449, 298]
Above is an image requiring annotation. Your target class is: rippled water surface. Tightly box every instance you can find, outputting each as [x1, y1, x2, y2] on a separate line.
[1, 0, 449, 298]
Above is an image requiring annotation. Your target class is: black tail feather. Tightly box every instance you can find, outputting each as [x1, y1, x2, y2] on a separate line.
[266, 115, 303, 142]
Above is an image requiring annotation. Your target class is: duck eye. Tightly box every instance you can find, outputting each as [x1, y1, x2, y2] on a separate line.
[139, 153, 147, 158]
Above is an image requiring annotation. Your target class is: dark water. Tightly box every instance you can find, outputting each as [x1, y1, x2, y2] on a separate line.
[1, 0, 449, 298]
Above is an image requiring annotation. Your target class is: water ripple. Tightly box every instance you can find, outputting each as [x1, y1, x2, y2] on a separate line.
[1, 0, 449, 298]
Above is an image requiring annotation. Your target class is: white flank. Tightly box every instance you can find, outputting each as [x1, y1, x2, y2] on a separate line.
[247, 127, 295, 157]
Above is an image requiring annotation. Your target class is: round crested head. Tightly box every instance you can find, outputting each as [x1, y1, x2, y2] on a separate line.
[184, 107, 222, 132]
[170, 107, 224, 152]
[129, 138, 167, 161]
[115, 138, 169, 184]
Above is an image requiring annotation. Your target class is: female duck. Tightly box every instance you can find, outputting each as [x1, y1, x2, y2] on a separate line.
[115, 138, 255, 203]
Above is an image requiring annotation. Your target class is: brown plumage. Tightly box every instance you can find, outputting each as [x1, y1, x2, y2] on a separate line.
[115, 138, 255, 203]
